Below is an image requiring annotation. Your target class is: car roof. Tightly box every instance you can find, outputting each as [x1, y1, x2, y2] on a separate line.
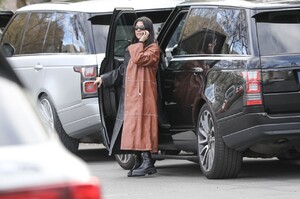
[178, 0, 300, 9]
[16, 0, 182, 13]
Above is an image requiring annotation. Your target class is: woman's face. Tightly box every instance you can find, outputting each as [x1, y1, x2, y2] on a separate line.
[135, 21, 146, 39]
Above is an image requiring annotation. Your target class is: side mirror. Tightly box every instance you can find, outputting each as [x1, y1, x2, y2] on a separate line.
[1, 43, 15, 57]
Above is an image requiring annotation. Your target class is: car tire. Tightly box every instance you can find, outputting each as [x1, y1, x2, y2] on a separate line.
[115, 154, 135, 170]
[39, 94, 79, 153]
[196, 104, 242, 179]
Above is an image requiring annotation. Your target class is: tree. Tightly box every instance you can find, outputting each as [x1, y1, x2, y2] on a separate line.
[16, 0, 27, 8]
[16, 0, 51, 9]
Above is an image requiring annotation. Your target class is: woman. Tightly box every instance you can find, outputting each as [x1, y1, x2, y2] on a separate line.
[94, 16, 160, 177]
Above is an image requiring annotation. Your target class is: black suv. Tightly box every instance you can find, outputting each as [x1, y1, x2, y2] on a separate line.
[99, 0, 300, 179]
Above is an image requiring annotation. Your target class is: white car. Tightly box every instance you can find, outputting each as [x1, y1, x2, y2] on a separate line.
[0, 51, 101, 199]
[1, 0, 181, 153]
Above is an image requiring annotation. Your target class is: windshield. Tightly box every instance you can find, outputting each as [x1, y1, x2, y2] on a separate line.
[256, 10, 300, 56]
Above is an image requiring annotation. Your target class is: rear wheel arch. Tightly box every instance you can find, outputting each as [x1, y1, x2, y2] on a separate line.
[38, 93, 79, 153]
[193, 98, 206, 125]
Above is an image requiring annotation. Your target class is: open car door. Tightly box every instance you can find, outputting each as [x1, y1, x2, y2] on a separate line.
[98, 8, 137, 150]
[97, 6, 176, 151]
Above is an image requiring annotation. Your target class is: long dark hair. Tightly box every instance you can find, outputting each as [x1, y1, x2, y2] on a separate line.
[131, 16, 155, 47]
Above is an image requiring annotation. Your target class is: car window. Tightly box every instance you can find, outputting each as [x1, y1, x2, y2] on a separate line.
[92, 23, 109, 54]
[164, 11, 187, 60]
[214, 9, 248, 55]
[256, 10, 300, 56]
[0, 11, 14, 39]
[43, 12, 57, 53]
[114, 15, 133, 57]
[54, 12, 87, 53]
[21, 13, 52, 54]
[174, 7, 248, 56]
[1, 13, 28, 55]
[176, 8, 217, 55]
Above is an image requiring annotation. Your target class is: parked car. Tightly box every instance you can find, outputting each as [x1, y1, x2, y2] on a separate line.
[98, 0, 300, 179]
[0, 50, 101, 199]
[0, 0, 180, 153]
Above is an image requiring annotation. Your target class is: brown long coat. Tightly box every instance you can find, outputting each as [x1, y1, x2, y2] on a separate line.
[121, 42, 160, 152]
[101, 42, 160, 154]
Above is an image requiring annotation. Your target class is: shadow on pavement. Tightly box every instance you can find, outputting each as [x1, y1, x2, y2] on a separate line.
[239, 158, 300, 179]
[154, 158, 300, 179]
[156, 160, 202, 177]
[77, 148, 115, 162]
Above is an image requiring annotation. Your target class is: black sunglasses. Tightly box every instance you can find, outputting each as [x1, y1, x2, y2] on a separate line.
[135, 26, 146, 31]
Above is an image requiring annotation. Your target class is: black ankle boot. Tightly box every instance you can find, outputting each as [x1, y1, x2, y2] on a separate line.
[127, 153, 142, 177]
[131, 151, 157, 177]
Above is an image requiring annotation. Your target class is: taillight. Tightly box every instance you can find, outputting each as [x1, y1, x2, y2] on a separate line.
[244, 70, 262, 106]
[74, 66, 98, 98]
[83, 81, 97, 94]
[81, 67, 97, 78]
[71, 177, 100, 199]
[0, 177, 101, 199]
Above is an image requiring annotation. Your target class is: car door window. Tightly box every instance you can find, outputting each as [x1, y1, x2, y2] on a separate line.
[43, 12, 57, 53]
[53, 12, 87, 53]
[164, 11, 187, 62]
[91, 22, 110, 54]
[172, 7, 248, 57]
[20, 13, 51, 54]
[1, 13, 28, 55]
[214, 9, 248, 55]
[177, 8, 218, 56]
[0, 11, 14, 38]
[114, 18, 133, 57]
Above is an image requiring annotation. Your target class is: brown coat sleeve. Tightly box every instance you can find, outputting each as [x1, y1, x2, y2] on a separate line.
[128, 43, 160, 67]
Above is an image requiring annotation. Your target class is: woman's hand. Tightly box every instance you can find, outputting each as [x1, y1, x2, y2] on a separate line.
[94, 76, 103, 88]
[139, 30, 149, 42]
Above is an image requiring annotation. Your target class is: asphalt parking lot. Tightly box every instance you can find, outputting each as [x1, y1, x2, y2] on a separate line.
[78, 144, 300, 199]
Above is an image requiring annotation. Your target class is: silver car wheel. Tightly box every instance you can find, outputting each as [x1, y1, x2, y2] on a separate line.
[198, 109, 215, 172]
[39, 98, 55, 136]
[115, 154, 135, 170]
[116, 154, 133, 163]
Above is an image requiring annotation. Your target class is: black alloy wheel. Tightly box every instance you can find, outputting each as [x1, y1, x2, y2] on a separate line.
[196, 104, 242, 179]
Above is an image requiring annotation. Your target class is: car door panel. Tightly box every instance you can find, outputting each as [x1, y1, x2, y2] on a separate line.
[99, 8, 137, 149]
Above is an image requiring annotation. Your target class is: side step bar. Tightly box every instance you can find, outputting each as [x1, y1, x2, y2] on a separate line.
[152, 153, 198, 162]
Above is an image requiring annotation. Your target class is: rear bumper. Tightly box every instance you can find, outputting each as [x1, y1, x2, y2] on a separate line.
[221, 112, 300, 151]
[58, 98, 102, 140]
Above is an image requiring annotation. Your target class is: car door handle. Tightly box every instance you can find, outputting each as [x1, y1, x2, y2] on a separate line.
[269, 78, 285, 82]
[34, 63, 43, 70]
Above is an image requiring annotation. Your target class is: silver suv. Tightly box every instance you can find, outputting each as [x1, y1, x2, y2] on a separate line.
[1, 0, 179, 153]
